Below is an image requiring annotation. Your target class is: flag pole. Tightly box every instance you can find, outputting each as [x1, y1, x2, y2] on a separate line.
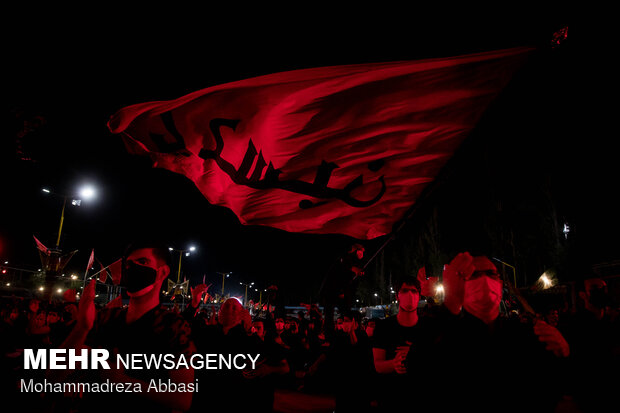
[83, 267, 89, 290]
[363, 176, 443, 271]
[364, 29, 571, 273]
[55, 196, 67, 248]
[84, 258, 121, 284]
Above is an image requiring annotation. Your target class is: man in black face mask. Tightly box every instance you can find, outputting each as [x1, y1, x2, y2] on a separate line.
[53, 240, 195, 413]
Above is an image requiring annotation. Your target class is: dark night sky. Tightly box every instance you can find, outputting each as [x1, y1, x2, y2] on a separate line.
[4, 15, 612, 303]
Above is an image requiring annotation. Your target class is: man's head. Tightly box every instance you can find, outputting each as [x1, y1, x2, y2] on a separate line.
[63, 302, 78, 322]
[46, 309, 60, 325]
[579, 278, 609, 310]
[289, 318, 299, 333]
[28, 299, 40, 314]
[365, 318, 378, 337]
[349, 243, 365, 260]
[462, 256, 503, 324]
[34, 310, 47, 327]
[395, 275, 421, 312]
[218, 298, 244, 327]
[9, 307, 19, 321]
[121, 241, 170, 298]
[252, 319, 265, 339]
[342, 310, 361, 333]
[544, 309, 559, 327]
[275, 317, 285, 333]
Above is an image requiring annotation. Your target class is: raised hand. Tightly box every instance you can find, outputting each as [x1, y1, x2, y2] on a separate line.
[418, 267, 439, 298]
[393, 341, 412, 374]
[443, 252, 475, 314]
[77, 279, 96, 332]
[534, 320, 570, 358]
[190, 283, 209, 307]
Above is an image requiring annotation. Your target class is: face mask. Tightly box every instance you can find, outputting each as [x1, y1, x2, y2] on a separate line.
[398, 289, 420, 312]
[463, 276, 502, 324]
[121, 262, 158, 295]
[341, 322, 352, 333]
[589, 287, 610, 309]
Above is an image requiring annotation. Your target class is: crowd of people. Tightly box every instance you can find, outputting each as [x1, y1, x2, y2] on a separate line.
[1, 241, 618, 413]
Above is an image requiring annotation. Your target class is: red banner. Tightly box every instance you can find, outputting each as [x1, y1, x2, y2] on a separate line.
[85, 249, 94, 275]
[97, 258, 108, 283]
[108, 47, 533, 239]
[33, 235, 49, 255]
[107, 259, 122, 285]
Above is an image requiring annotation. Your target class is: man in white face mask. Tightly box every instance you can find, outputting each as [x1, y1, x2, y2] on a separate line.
[444, 254, 503, 324]
[430, 251, 571, 412]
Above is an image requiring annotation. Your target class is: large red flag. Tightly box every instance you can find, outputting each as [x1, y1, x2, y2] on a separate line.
[108, 47, 533, 239]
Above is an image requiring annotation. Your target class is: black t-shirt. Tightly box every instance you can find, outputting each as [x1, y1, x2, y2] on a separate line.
[372, 314, 432, 362]
[405, 307, 567, 413]
[372, 314, 434, 411]
[79, 305, 193, 413]
[561, 309, 620, 412]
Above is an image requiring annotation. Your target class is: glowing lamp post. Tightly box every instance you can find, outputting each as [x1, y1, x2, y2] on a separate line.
[169, 245, 196, 283]
[217, 272, 231, 296]
[374, 292, 383, 306]
[42, 184, 97, 248]
[240, 281, 254, 307]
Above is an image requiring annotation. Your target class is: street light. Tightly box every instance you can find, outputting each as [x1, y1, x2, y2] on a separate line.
[374, 292, 383, 305]
[41, 184, 98, 248]
[79, 185, 96, 200]
[169, 245, 197, 283]
[217, 272, 232, 296]
[240, 281, 254, 307]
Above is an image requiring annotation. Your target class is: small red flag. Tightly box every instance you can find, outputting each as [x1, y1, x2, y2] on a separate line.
[96, 259, 108, 283]
[107, 259, 123, 285]
[85, 249, 94, 275]
[109, 47, 533, 239]
[33, 235, 49, 255]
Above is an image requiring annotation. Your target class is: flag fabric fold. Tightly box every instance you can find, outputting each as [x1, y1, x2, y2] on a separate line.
[33, 235, 50, 255]
[85, 249, 95, 276]
[105, 295, 123, 309]
[96, 258, 109, 283]
[108, 47, 533, 239]
[107, 259, 123, 285]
